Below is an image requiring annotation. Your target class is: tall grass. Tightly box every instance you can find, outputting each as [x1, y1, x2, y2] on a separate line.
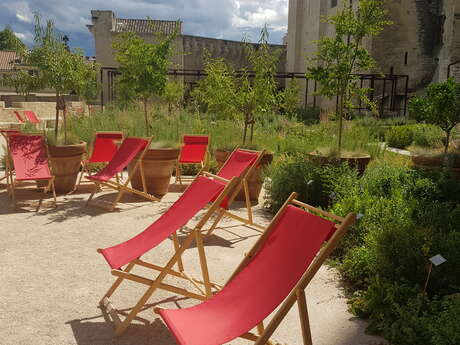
[68, 106, 382, 157]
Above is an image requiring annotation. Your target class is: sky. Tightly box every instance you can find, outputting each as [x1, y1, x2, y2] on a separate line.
[0, 0, 289, 56]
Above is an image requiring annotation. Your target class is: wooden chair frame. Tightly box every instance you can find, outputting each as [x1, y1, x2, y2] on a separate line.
[175, 134, 210, 185]
[86, 137, 160, 211]
[5, 133, 57, 211]
[205, 147, 266, 236]
[97, 175, 240, 336]
[77, 131, 124, 187]
[155, 192, 356, 345]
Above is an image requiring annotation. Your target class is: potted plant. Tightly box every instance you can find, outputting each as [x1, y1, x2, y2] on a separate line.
[307, 0, 391, 173]
[114, 20, 180, 197]
[15, 15, 97, 193]
[409, 78, 460, 175]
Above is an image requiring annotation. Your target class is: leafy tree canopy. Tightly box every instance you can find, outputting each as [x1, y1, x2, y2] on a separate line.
[0, 25, 26, 52]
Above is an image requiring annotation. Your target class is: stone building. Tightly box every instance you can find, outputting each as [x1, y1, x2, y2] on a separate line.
[286, 0, 460, 109]
[87, 10, 286, 105]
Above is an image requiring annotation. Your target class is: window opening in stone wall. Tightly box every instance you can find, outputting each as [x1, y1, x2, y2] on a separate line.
[404, 52, 408, 65]
[331, 0, 338, 8]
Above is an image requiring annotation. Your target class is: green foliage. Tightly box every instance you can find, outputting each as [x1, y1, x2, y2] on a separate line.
[307, 0, 391, 152]
[293, 106, 321, 125]
[328, 161, 460, 344]
[411, 124, 444, 148]
[264, 153, 358, 213]
[385, 125, 414, 149]
[4, 70, 44, 96]
[113, 21, 178, 134]
[0, 25, 25, 52]
[162, 79, 184, 116]
[191, 53, 237, 120]
[279, 79, 301, 117]
[14, 14, 98, 144]
[409, 78, 460, 153]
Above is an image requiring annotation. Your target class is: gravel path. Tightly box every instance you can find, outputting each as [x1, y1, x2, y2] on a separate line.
[0, 176, 387, 345]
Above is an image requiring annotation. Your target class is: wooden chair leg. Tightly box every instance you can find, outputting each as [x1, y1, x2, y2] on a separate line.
[176, 163, 182, 184]
[195, 230, 212, 297]
[77, 162, 87, 186]
[296, 289, 313, 345]
[99, 261, 136, 305]
[51, 178, 57, 207]
[243, 179, 253, 225]
[111, 186, 126, 211]
[86, 183, 99, 206]
[206, 209, 226, 236]
[172, 232, 184, 272]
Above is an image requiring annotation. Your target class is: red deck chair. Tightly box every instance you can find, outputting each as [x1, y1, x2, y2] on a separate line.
[175, 134, 209, 184]
[77, 131, 124, 186]
[155, 193, 356, 345]
[85, 137, 159, 211]
[6, 133, 57, 211]
[205, 148, 265, 236]
[13, 111, 26, 123]
[0, 129, 21, 183]
[23, 110, 41, 124]
[97, 173, 240, 336]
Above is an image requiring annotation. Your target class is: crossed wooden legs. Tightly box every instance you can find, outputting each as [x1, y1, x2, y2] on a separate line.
[206, 179, 264, 236]
[98, 227, 216, 336]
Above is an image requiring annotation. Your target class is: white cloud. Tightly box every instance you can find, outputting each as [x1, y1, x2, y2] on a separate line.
[14, 31, 34, 43]
[3, 1, 34, 23]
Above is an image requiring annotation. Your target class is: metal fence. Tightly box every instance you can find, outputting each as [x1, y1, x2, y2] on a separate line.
[101, 67, 409, 117]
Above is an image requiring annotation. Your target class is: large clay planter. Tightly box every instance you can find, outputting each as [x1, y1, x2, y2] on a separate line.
[412, 154, 460, 180]
[215, 148, 273, 203]
[128, 148, 180, 198]
[47, 142, 86, 193]
[308, 151, 371, 175]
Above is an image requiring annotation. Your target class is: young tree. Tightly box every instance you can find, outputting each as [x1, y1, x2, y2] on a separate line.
[240, 26, 281, 143]
[191, 53, 237, 119]
[113, 22, 179, 135]
[0, 25, 26, 52]
[19, 14, 98, 143]
[307, 0, 391, 154]
[409, 78, 460, 154]
[162, 78, 184, 116]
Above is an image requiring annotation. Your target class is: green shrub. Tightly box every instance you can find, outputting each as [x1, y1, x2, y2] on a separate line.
[411, 124, 444, 148]
[264, 154, 357, 213]
[385, 125, 414, 148]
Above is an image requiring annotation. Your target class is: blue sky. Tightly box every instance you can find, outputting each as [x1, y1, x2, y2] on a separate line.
[0, 0, 288, 56]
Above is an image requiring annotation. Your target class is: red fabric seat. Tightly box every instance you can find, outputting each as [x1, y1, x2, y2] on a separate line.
[159, 205, 336, 345]
[8, 134, 53, 181]
[100, 176, 226, 269]
[23, 110, 40, 124]
[87, 132, 123, 163]
[214, 149, 259, 209]
[13, 111, 25, 123]
[178, 135, 208, 164]
[86, 137, 148, 183]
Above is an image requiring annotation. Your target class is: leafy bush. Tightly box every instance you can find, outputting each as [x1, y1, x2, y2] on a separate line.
[264, 154, 357, 213]
[329, 161, 460, 344]
[294, 106, 321, 125]
[411, 124, 444, 148]
[385, 125, 414, 148]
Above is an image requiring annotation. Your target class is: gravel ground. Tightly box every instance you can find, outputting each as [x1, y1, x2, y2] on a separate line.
[0, 175, 387, 345]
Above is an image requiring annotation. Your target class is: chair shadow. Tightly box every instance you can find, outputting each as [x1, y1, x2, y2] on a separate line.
[67, 297, 186, 345]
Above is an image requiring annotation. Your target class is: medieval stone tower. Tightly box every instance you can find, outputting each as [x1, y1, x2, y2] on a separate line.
[286, 0, 460, 108]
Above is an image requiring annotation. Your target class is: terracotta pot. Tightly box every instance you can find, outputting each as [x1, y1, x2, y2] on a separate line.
[46, 142, 86, 193]
[308, 151, 371, 175]
[411, 154, 460, 180]
[128, 148, 180, 198]
[214, 148, 273, 203]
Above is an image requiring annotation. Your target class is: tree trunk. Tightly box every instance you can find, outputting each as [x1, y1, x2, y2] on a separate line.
[337, 94, 344, 155]
[143, 98, 149, 136]
[63, 100, 68, 145]
[54, 92, 60, 140]
[444, 129, 451, 154]
[242, 122, 248, 145]
[250, 122, 254, 144]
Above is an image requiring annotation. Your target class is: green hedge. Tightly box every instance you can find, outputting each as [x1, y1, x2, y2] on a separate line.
[265, 157, 460, 345]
